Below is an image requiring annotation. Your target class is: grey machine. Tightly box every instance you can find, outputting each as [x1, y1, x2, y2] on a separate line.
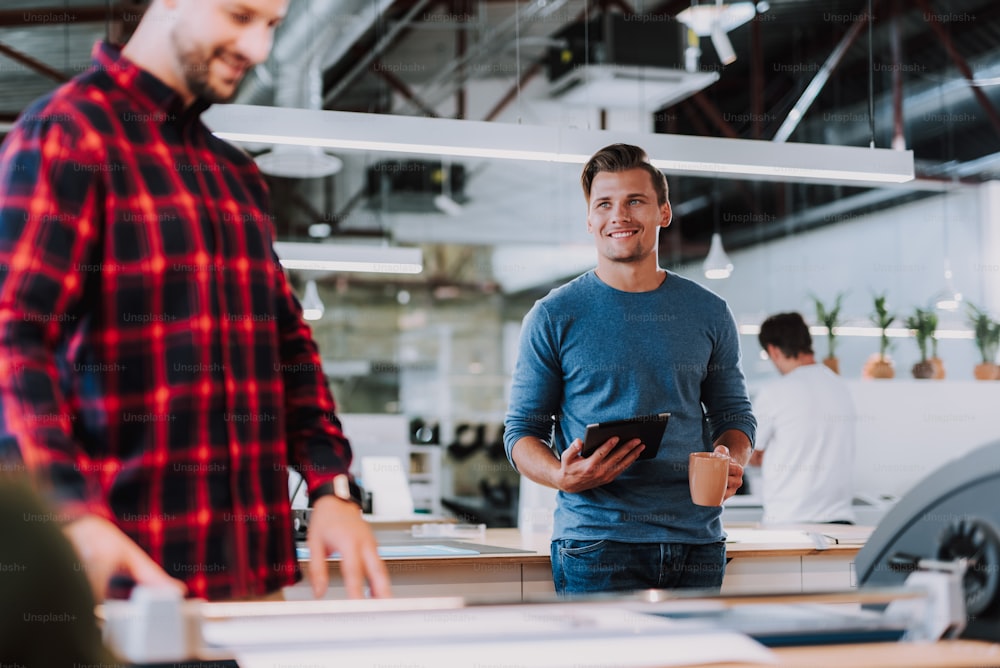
[856, 439, 1000, 641]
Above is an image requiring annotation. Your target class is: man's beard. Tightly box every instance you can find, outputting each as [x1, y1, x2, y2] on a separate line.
[172, 31, 243, 103]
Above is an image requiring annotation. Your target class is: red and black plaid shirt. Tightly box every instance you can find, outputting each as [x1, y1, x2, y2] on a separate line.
[0, 42, 352, 601]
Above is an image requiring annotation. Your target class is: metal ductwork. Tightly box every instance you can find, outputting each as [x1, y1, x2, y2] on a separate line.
[241, 0, 395, 178]
[545, 13, 718, 110]
[234, 0, 397, 107]
[805, 56, 1000, 154]
[253, 22, 344, 179]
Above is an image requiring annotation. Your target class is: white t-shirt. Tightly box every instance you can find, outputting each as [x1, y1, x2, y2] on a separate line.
[752, 364, 856, 525]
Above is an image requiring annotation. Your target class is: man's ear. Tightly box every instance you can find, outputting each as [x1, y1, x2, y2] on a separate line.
[660, 201, 672, 228]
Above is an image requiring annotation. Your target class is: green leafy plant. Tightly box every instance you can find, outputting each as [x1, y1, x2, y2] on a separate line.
[811, 291, 847, 360]
[966, 302, 1000, 364]
[870, 292, 895, 361]
[904, 307, 937, 363]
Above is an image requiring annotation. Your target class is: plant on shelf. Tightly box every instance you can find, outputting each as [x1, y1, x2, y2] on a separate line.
[904, 307, 937, 379]
[867, 292, 896, 379]
[927, 313, 945, 380]
[811, 291, 847, 374]
[966, 302, 1000, 381]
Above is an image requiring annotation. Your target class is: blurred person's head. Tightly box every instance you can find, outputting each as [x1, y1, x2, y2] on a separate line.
[758, 312, 815, 375]
[0, 476, 118, 665]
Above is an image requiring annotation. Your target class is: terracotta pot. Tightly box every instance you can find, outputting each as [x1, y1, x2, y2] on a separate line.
[870, 359, 895, 379]
[822, 357, 840, 374]
[974, 363, 1000, 381]
[911, 360, 935, 379]
[929, 357, 945, 380]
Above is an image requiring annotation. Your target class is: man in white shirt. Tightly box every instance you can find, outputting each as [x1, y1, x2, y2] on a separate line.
[751, 312, 856, 525]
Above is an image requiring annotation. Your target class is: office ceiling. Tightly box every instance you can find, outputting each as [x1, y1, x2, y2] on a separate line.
[2, 0, 999, 296]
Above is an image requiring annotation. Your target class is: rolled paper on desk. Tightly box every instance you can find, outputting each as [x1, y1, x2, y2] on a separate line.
[296, 544, 480, 559]
[411, 523, 486, 539]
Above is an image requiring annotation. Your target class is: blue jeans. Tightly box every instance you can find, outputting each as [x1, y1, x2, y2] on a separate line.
[550, 539, 726, 595]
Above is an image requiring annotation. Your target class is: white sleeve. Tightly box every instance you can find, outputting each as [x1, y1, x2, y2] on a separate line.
[751, 384, 778, 452]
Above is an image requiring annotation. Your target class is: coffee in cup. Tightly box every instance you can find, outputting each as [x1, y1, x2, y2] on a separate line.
[688, 452, 730, 506]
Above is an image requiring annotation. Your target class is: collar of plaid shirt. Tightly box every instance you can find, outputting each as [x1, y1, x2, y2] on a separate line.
[0, 41, 353, 601]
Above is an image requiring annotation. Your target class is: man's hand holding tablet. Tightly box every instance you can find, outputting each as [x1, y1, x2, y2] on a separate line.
[580, 412, 670, 460]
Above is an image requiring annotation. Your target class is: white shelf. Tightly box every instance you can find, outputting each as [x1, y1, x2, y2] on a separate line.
[409, 446, 443, 516]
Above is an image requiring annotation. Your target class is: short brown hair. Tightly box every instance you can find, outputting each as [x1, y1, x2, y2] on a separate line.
[758, 312, 814, 358]
[581, 143, 669, 206]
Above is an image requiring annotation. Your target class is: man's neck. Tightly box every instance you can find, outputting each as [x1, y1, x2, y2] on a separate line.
[121, 10, 195, 107]
[781, 354, 817, 375]
[594, 258, 665, 293]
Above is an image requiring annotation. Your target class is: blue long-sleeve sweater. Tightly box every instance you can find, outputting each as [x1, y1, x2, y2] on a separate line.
[504, 270, 756, 544]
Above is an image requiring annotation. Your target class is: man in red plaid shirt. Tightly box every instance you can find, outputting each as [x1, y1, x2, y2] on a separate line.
[0, 0, 391, 602]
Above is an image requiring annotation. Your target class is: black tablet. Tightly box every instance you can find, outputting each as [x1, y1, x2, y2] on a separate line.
[580, 412, 670, 460]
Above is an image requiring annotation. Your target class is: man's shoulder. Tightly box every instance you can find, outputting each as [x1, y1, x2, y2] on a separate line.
[782, 364, 853, 399]
[664, 271, 728, 306]
[205, 131, 257, 170]
[795, 362, 848, 384]
[14, 72, 116, 137]
[535, 271, 594, 307]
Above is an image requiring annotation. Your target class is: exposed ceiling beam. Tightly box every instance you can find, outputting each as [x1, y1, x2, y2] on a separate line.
[482, 60, 544, 122]
[393, 0, 577, 114]
[913, 0, 1000, 137]
[690, 92, 740, 139]
[0, 40, 68, 83]
[771, 0, 876, 143]
[372, 61, 440, 117]
[323, 0, 438, 108]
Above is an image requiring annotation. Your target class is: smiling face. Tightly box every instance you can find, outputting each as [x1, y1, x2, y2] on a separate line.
[586, 168, 672, 267]
[167, 0, 287, 104]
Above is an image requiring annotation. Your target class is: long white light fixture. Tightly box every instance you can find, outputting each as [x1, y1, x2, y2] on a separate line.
[273, 241, 423, 274]
[204, 105, 915, 186]
[739, 324, 974, 339]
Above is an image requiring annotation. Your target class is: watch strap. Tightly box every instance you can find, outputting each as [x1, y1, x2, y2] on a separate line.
[308, 474, 363, 508]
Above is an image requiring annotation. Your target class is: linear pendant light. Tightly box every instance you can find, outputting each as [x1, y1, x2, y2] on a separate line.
[273, 241, 423, 274]
[740, 323, 974, 340]
[300, 279, 325, 320]
[703, 232, 733, 279]
[204, 105, 915, 186]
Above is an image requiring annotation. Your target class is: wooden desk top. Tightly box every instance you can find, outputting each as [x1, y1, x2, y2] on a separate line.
[302, 525, 872, 568]
[745, 639, 1000, 668]
[458, 525, 869, 559]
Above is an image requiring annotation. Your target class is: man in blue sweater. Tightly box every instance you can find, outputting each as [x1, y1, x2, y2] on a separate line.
[503, 144, 756, 595]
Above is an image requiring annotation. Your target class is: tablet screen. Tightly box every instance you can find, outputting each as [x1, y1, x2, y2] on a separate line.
[580, 412, 670, 459]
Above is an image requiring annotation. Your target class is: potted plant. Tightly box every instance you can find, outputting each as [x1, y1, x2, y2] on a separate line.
[928, 312, 945, 379]
[811, 291, 846, 374]
[904, 307, 937, 379]
[966, 302, 1000, 380]
[868, 292, 895, 379]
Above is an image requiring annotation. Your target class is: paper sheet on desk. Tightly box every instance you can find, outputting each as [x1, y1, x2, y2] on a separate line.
[233, 633, 773, 668]
[212, 602, 774, 668]
[725, 528, 815, 544]
[297, 544, 479, 559]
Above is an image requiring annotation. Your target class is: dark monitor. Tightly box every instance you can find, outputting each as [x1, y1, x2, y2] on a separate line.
[855, 439, 1000, 641]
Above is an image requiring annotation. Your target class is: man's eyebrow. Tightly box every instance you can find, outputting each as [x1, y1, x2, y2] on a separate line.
[228, 2, 286, 22]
